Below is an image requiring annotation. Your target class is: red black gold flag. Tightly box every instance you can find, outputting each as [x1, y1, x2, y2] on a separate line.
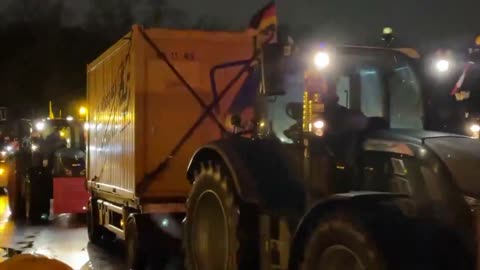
[248, 1, 277, 44]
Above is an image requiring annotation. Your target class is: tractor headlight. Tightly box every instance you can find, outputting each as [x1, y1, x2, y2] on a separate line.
[35, 122, 45, 131]
[31, 144, 39, 152]
[469, 124, 480, 139]
[311, 119, 326, 136]
[313, 52, 330, 70]
[470, 124, 480, 133]
[435, 59, 450, 73]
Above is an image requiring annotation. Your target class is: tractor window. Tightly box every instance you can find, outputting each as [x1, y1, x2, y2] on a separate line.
[360, 70, 385, 118]
[336, 76, 351, 108]
[388, 65, 423, 129]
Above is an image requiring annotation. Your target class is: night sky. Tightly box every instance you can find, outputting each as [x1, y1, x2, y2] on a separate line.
[0, 0, 478, 119]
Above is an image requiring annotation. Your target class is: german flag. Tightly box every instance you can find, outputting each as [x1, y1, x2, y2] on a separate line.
[248, 1, 277, 44]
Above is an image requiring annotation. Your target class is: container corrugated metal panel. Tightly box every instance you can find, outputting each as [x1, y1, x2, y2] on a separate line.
[88, 26, 254, 201]
[87, 33, 136, 199]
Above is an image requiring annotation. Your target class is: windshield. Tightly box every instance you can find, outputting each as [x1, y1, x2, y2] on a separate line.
[270, 48, 425, 142]
[34, 120, 85, 150]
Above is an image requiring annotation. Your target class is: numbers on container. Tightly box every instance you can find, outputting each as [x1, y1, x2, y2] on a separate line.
[168, 52, 195, 61]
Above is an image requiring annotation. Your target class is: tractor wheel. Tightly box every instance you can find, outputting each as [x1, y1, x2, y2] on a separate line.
[184, 161, 257, 270]
[24, 175, 49, 223]
[8, 172, 25, 220]
[86, 198, 115, 246]
[298, 208, 474, 270]
[300, 211, 386, 270]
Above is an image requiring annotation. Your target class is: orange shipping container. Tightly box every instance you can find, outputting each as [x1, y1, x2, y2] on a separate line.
[87, 25, 255, 204]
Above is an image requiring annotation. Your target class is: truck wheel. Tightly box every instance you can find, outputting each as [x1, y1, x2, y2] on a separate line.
[87, 198, 116, 246]
[300, 212, 386, 270]
[125, 215, 147, 270]
[185, 161, 256, 270]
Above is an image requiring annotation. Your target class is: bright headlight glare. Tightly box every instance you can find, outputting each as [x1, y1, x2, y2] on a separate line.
[5, 146, 12, 152]
[0, 151, 6, 157]
[35, 122, 45, 131]
[312, 119, 326, 136]
[31, 144, 39, 152]
[0, 168, 5, 176]
[470, 124, 480, 133]
[435, 59, 450, 73]
[314, 51, 330, 70]
[313, 120, 325, 129]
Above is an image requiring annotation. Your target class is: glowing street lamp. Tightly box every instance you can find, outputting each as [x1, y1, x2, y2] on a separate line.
[79, 106, 87, 117]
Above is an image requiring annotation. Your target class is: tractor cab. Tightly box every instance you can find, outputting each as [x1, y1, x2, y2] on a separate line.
[261, 43, 425, 144]
[27, 118, 88, 218]
[32, 118, 86, 176]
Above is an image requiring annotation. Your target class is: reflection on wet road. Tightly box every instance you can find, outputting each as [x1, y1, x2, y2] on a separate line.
[0, 194, 126, 269]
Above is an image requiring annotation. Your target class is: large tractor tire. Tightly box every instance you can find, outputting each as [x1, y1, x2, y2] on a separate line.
[298, 208, 473, 270]
[86, 198, 115, 246]
[184, 161, 257, 270]
[300, 211, 386, 270]
[24, 172, 50, 223]
[7, 170, 25, 220]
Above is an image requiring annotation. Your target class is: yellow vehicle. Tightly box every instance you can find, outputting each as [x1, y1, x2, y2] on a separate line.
[0, 163, 7, 189]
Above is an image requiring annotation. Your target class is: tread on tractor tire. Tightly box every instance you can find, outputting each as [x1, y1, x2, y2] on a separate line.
[300, 211, 387, 270]
[184, 160, 257, 270]
[298, 208, 474, 270]
[87, 198, 116, 246]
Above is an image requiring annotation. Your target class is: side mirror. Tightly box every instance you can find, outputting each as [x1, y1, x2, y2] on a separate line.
[262, 43, 288, 96]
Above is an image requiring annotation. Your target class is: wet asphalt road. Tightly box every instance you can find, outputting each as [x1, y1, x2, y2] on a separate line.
[0, 193, 126, 269]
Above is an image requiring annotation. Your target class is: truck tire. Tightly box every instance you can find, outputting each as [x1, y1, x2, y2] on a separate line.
[185, 161, 256, 270]
[300, 212, 386, 270]
[125, 215, 148, 270]
[87, 198, 115, 246]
